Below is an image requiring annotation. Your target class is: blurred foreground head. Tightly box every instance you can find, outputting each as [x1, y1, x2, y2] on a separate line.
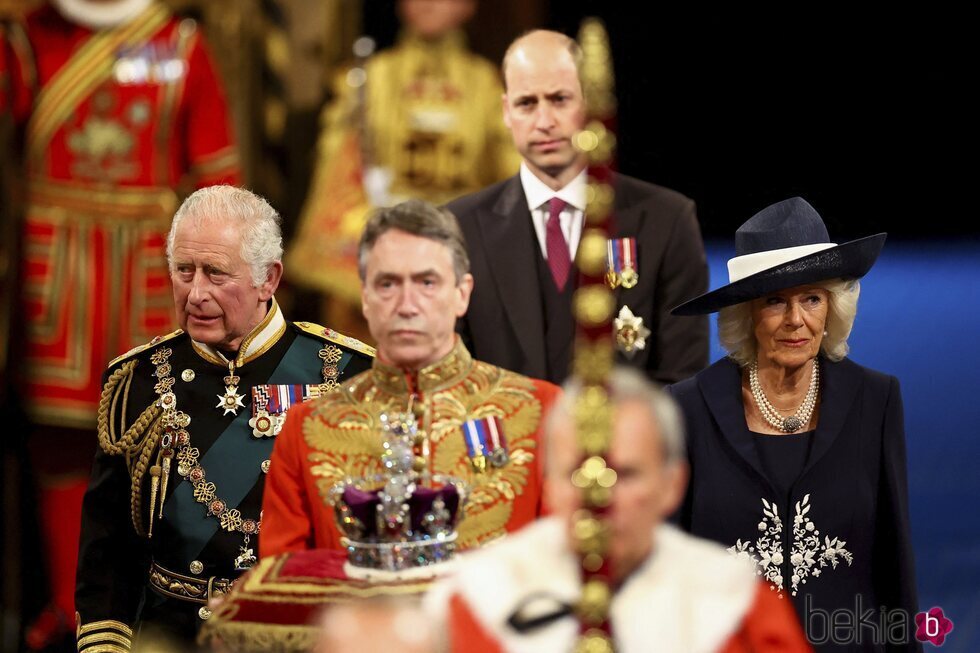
[545, 367, 689, 582]
[313, 597, 435, 653]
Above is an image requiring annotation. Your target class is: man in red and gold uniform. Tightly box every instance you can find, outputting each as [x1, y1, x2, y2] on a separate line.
[2, 0, 238, 644]
[261, 200, 559, 556]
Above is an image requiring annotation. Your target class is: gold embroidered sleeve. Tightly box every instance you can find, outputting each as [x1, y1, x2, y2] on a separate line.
[76, 619, 133, 652]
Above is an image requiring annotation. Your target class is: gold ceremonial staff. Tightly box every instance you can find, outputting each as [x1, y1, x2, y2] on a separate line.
[569, 17, 620, 653]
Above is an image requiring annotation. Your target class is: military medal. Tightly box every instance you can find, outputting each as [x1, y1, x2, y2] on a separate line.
[249, 384, 323, 437]
[614, 305, 651, 357]
[248, 410, 277, 438]
[217, 361, 245, 416]
[462, 416, 509, 472]
[606, 237, 639, 289]
[248, 387, 278, 437]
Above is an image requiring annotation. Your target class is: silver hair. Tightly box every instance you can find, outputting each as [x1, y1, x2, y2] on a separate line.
[717, 278, 861, 367]
[166, 185, 283, 287]
[546, 367, 686, 467]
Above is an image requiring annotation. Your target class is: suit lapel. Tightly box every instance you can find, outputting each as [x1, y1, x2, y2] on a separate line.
[697, 359, 773, 489]
[698, 357, 861, 493]
[476, 176, 547, 376]
[801, 358, 860, 478]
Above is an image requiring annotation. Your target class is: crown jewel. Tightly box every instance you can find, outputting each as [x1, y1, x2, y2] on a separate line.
[332, 411, 466, 574]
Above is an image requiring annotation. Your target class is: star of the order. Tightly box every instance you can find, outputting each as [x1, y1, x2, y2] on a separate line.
[614, 305, 651, 357]
[217, 386, 246, 416]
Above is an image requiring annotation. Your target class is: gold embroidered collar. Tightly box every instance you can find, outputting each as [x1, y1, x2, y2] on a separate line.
[371, 338, 473, 397]
[191, 298, 287, 367]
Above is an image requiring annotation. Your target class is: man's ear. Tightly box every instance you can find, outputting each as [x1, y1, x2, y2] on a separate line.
[455, 273, 474, 318]
[259, 261, 284, 301]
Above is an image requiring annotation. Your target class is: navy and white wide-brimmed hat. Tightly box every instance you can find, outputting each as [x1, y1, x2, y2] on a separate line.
[672, 197, 887, 316]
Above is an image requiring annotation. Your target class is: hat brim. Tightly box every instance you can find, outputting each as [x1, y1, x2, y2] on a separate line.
[671, 233, 887, 316]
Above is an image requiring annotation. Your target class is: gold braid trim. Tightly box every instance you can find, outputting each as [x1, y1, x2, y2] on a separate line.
[77, 632, 132, 648]
[78, 645, 130, 653]
[77, 620, 133, 637]
[98, 361, 162, 454]
[128, 416, 164, 537]
[198, 620, 315, 653]
[96, 359, 165, 536]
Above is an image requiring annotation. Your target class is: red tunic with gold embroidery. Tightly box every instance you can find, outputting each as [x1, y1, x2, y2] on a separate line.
[260, 341, 560, 558]
[6, 2, 239, 428]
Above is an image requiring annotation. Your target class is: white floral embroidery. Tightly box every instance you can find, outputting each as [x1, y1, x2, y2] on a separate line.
[727, 498, 784, 593]
[729, 494, 854, 597]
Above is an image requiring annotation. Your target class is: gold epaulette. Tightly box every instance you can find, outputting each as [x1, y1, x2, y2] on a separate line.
[107, 329, 184, 369]
[291, 321, 376, 358]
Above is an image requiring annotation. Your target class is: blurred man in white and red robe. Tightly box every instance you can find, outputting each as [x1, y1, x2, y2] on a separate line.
[427, 368, 813, 653]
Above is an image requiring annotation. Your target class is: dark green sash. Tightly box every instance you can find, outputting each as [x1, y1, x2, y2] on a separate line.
[167, 337, 352, 565]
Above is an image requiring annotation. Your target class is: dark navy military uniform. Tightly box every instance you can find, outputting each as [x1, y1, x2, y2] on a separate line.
[75, 306, 373, 650]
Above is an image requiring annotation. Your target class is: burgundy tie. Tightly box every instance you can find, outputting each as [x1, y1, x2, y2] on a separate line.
[545, 197, 571, 291]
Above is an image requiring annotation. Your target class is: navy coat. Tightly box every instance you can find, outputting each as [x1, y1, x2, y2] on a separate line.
[669, 356, 920, 651]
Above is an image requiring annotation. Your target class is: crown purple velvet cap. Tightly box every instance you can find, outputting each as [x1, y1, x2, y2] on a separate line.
[333, 477, 465, 571]
[331, 410, 467, 572]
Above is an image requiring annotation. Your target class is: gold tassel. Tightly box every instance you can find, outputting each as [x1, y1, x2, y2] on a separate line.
[158, 454, 171, 519]
[148, 465, 161, 537]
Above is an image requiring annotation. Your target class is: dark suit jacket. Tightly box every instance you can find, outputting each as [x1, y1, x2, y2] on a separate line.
[669, 357, 920, 652]
[447, 172, 709, 385]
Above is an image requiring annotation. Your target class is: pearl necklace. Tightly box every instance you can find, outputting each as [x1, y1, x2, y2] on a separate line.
[748, 360, 819, 433]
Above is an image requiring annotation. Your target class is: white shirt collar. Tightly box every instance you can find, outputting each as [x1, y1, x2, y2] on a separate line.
[519, 162, 588, 213]
[520, 163, 588, 260]
[191, 297, 287, 367]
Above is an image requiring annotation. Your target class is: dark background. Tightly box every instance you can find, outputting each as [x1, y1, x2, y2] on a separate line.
[367, 2, 974, 240]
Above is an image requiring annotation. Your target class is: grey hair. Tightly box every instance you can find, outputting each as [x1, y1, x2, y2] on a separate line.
[166, 185, 283, 287]
[546, 367, 686, 467]
[357, 199, 470, 283]
[501, 29, 584, 93]
[717, 278, 861, 367]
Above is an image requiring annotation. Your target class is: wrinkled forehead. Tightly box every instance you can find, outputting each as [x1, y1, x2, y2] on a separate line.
[171, 217, 243, 258]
